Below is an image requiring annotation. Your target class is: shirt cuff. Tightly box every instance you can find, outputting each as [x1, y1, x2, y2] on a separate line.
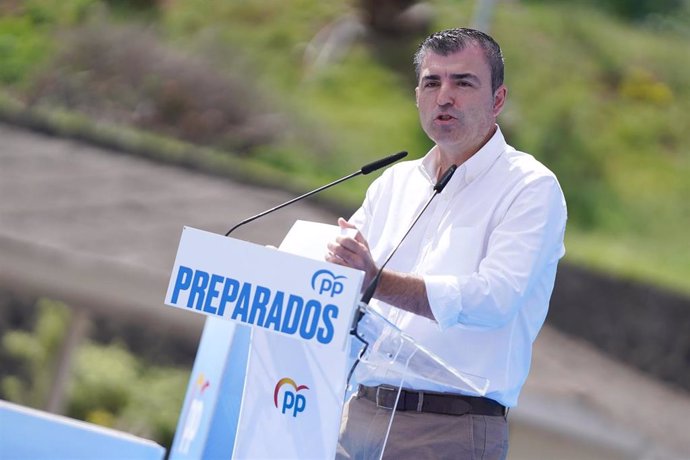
[424, 274, 463, 330]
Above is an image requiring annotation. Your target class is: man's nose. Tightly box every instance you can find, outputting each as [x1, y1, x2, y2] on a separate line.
[436, 83, 455, 106]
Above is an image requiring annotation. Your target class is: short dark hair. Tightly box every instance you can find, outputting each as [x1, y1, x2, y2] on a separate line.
[413, 28, 504, 93]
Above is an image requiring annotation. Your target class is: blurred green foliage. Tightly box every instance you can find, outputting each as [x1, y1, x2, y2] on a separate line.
[1, 298, 71, 407]
[0, 0, 101, 85]
[0, 0, 688, 295]
[0, 15, 51, 85]
[161, 0, 690, 294]
[488, 3, 690, 292]
[0, 299, 188, 448]
[68, 342, 188, 447]
[525, 0, 687, 21]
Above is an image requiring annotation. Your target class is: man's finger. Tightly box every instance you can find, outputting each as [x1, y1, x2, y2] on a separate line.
[337, 217, 356, 229]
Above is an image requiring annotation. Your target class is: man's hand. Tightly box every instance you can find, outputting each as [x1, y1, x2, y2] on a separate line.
[326, 218, 434, 320]
[326, 218, 378, 287]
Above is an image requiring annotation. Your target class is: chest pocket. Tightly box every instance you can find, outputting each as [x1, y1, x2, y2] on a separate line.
[420, 226, 485, 277]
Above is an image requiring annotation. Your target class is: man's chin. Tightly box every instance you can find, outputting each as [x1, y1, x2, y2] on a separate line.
[429, 131, 464, 146]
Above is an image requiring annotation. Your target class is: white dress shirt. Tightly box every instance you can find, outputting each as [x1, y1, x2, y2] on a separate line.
[349, 126, 567, 407]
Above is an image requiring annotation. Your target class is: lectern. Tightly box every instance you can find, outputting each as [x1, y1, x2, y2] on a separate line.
[165, 223, 488, 459]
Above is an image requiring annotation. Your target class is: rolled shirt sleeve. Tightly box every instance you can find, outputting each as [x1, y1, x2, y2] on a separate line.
[425, 175, 567, 330]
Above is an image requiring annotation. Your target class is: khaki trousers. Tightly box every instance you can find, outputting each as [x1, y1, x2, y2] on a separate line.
[337, 394, 509, 460]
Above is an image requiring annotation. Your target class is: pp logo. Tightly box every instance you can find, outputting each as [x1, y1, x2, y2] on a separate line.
[311, 269, 346, 297]
[274, 378, 309, 417]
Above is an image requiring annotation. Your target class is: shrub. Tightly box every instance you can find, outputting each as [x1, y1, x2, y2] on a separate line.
[28, 22, 285, 153]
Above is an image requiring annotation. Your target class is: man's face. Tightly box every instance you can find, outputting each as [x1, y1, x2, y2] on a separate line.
[415, 44, 506, 157]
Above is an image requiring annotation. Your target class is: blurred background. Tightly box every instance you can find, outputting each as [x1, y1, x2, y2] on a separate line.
[0, 0, 689, 458]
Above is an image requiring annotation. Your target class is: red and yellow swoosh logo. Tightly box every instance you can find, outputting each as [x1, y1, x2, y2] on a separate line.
[273, 377, 309, 407]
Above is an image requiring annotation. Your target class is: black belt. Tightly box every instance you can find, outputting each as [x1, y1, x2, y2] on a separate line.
[358, 385, 506, 417]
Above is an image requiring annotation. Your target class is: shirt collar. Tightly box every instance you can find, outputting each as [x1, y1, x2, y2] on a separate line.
[420, 125, 507, 186]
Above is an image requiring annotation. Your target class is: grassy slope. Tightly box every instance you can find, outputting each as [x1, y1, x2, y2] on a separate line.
[488, 3, 690, 294]
[160, 0, 431, 200]
[162, 0, 689, 294]
[1, 0, 688, 295]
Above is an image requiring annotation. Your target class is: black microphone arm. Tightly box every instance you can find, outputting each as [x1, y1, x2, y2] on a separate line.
[345, 163, 457, 385]
[224, 151, 407, 236]
[359, 164, 458, 306]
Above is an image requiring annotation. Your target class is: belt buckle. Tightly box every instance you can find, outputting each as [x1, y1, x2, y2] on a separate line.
[375, 385, 399, 410]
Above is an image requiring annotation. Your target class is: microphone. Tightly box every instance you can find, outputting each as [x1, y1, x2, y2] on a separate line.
[224, 151, 407, 236]
[345, 164, 458, 385]
[359, 164, 458, 306]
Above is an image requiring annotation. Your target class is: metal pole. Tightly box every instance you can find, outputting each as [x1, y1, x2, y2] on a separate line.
[472, 0, 498, 33]
[46, 307, 90, 414]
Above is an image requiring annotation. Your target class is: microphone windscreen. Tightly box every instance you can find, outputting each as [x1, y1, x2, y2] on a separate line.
[433, 164, 457, 193]
[360, 151, 408, 175]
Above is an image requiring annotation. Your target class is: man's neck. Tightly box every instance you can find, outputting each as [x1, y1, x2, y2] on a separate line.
[435, 125, 497, 180]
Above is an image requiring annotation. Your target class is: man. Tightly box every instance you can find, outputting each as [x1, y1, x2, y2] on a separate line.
[327, 28, 567, 459]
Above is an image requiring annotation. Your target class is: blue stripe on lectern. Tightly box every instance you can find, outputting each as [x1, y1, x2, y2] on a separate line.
[206, 323, 251, 459]
[169, 318, 252, 459]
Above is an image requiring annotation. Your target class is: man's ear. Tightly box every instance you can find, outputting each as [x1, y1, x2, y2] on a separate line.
[493, 84, 507, 117]
[415, 86, 420, 107]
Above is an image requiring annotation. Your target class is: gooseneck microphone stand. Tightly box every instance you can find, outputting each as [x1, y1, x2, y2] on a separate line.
[224, 151, 407, 237]
[346, 164, 458, 385]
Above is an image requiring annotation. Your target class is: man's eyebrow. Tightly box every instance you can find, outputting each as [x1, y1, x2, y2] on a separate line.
[451, 73, 481, 84]
[421, 73, 481, 84]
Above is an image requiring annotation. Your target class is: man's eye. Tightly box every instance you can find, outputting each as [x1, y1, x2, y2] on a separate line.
[424, 81, 439, 88]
